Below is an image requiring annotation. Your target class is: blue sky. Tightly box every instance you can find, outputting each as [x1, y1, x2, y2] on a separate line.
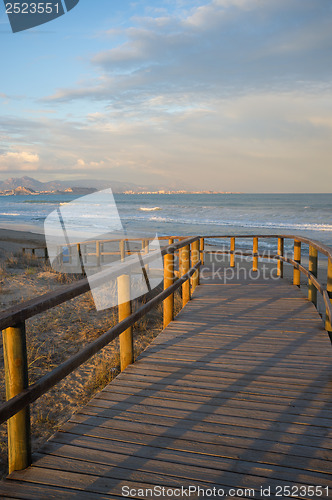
[0, 0, 332, 192]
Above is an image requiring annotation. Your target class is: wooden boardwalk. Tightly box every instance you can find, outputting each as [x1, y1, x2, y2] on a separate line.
[1, 271, 332, 499]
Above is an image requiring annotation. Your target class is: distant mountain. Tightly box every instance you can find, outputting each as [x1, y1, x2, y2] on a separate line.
[0, 176, 45, 191]
[0, 176, 162, 194]
[0, 176, 67, 192]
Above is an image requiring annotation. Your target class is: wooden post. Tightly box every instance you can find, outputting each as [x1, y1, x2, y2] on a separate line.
[325, 258, 332, 333]
[77, 243, 81, 267]
[68, 244, 72, 265]
[180, 245, 191, 307]
[96, 241, 101, 267]
[191, 240, 200, 291]
[77, 243, 85, 275]
[196, 239, 201, 287]
[163, 246, 174, 328]
[101, 242, 104, 264]
[142, 239, 149, 273]
[253, 237, 258, 272]
[230, 237, 235, 268]
[56, 245, 63, 270]
[308, 246, 318, 306]
[120, 240, 126, 262]
[277, 237, 284, 278]
[117, 275, 133, 371]
[199, 238, 205, 266]
[2, 322, 31, 473]
[293, 240, 301, 287]
[142, 239, 149, 253]
[85, 244, 89, 264]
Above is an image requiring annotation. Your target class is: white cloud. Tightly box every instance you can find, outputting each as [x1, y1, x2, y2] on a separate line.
[0, 150, 40, 171]
[5, 151, 39, 163]
[46, 0, 332, 107]
[73, 158, 106, 170]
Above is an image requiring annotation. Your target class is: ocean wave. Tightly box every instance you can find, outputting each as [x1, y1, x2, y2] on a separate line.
[139, 207, 162, 212]
[124, 213, 332, 232]
[0, 212, 20, 216]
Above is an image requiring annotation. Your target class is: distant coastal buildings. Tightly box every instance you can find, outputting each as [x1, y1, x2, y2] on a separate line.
[0, 186, 97, 196]
[123, 189, 240, 194]
[0, 187, 240, 195]
[0, 176, 241, 196]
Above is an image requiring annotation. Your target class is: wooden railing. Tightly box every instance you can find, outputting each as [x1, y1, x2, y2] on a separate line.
[1, 233, 332, 474]
[22, 236, 181, 263]
[202, 234, 332, 333]
[0, 236, 201, 474]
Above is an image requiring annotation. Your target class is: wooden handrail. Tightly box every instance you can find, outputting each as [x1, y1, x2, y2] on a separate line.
[202, 235, 332, 326]
[6, 233, 331, 334]
[202, 234, 332, 260]
[0, 236, 197, 331]
[0, 260, 201, 427]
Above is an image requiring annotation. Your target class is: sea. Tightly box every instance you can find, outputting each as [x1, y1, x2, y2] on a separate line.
[0, 192, 332, 256]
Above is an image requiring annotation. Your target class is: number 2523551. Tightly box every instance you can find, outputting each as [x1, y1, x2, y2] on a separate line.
[5, 3, 60, 14]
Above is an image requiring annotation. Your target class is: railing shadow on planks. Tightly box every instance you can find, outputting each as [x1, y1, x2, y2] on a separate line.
[0, 234, 332, 475]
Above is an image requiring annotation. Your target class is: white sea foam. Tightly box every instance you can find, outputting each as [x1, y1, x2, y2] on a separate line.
[139, 207, 162, 212]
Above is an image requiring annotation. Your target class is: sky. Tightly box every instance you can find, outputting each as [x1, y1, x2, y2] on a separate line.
[0, 0, 332, 192]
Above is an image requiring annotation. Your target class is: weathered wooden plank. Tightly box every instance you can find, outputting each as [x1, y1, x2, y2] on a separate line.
[0, 481, 120, 499]
[84, 394, 332, 433]
[110, 365, 332, 393]
[47, 432, 331, 472]
[7, 467, 193, 496]
[134, 355, 332, 376]
[135, 345, 332, 362]
[42, 437, 332, 478]
[135, 352, 331, 377]
[67, 409, 332, 440]
[96, 383, 332, 417]
[88, 389, 332, 427]
[60, 418, 332, 453]
[106, 372, 332, 402]
[52, 429, 332, 467]
[108, 379, 332, 409]
[75, 404, 332, 440]
[26, 452, 332, 490]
